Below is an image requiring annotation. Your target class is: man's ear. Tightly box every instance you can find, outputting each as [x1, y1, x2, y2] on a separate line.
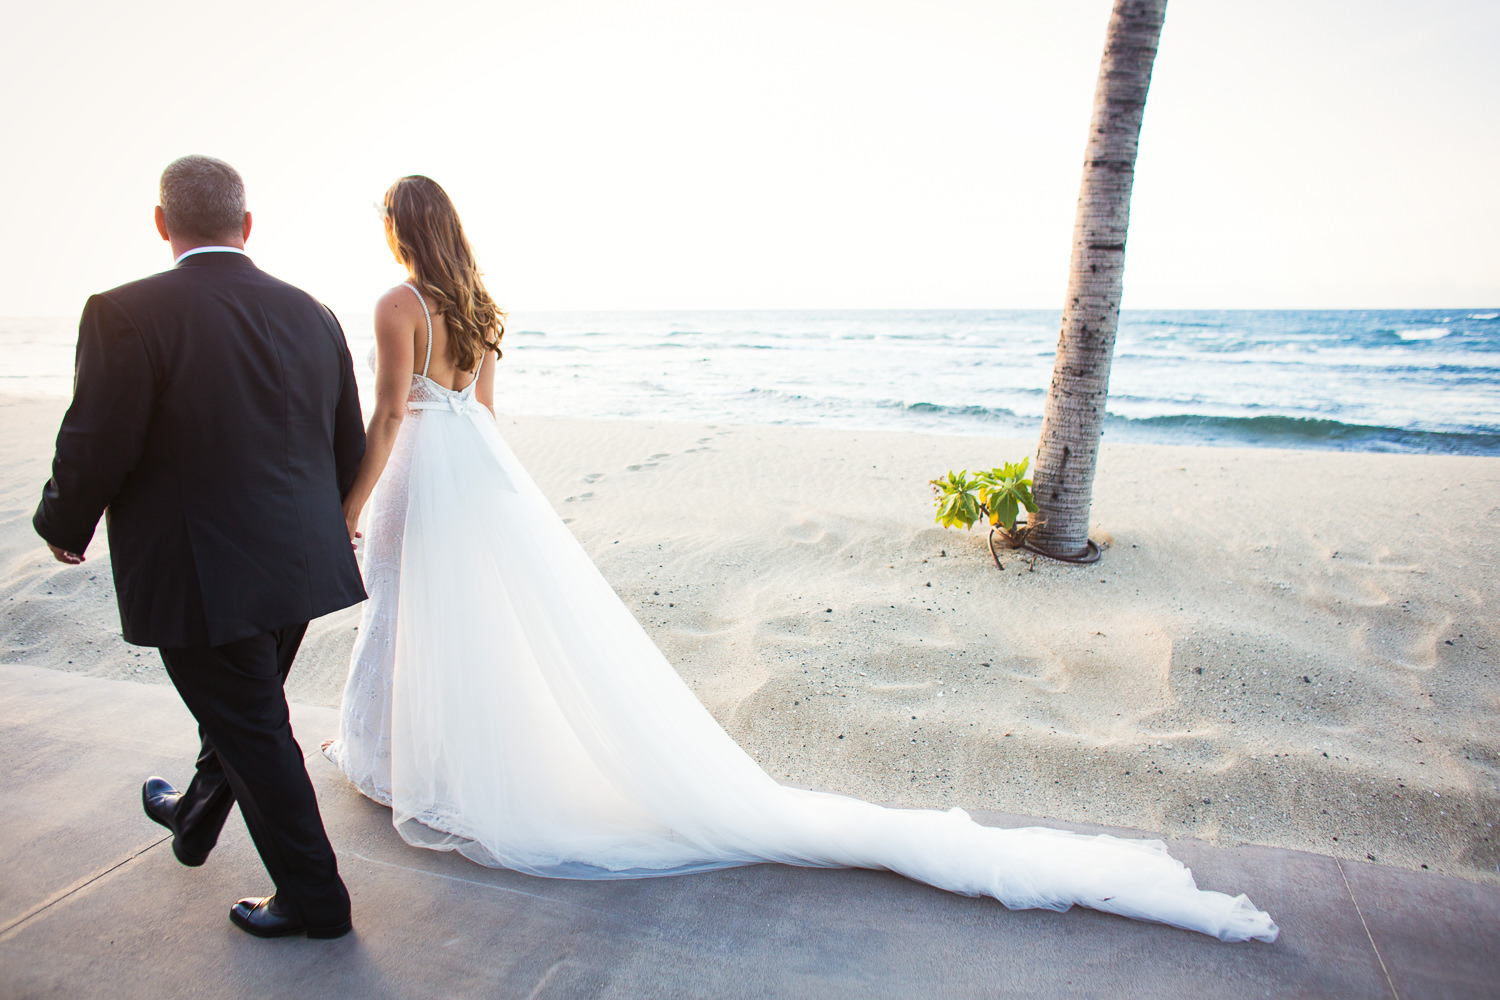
[242, 211, 253, 243]
[154, 206, 170, 241]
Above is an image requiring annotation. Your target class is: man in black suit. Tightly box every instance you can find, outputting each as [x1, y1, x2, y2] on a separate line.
[34, 155, 367, 939]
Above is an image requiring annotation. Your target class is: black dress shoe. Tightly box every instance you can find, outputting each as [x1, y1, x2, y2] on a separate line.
[141, 776, 209, 867]
[230, 896, 352, 940]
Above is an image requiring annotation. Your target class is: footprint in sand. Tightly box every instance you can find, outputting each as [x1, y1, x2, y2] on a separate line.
[582, 472, 605, 484]
[626, 452, 675, 470]
[564, 492, 595, 503]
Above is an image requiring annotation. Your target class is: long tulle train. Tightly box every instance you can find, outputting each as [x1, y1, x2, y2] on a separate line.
[336, 399, 1278, 944]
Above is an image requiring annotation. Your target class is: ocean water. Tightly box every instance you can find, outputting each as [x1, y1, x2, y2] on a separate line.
[6, 309, 1499, 454]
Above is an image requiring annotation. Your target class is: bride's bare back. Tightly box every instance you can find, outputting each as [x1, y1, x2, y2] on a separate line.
[373, 283, 495, 399]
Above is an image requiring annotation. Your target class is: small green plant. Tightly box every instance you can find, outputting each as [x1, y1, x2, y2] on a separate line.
[978, 458, 1039, 532]
[931, 469, 985, 530]
[930, 459, 1039, 532]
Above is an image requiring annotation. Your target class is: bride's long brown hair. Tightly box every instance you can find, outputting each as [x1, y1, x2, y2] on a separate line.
[383, 175, 504, 368]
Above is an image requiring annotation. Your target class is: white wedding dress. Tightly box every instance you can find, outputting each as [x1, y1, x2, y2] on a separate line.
[327, 283, 1278, 943]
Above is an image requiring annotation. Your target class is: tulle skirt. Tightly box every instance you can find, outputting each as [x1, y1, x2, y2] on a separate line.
[331, 403, 1278, 943]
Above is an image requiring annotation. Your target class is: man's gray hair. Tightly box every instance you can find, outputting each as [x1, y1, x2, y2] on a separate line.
[159, 155, 246, 241]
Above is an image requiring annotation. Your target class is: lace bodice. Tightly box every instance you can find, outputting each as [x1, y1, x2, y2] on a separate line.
[408, 371, 480, 408]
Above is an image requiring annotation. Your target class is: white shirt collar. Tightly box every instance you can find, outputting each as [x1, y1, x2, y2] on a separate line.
[174, 245, 248, 265]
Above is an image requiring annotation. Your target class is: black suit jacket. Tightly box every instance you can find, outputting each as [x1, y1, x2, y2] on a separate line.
[34, 251, 367, 648]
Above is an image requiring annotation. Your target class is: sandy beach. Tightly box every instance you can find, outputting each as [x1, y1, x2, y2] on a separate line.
[3, 391, 1497, 886]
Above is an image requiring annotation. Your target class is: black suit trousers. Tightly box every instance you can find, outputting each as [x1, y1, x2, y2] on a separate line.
[159, 624, 350, 927]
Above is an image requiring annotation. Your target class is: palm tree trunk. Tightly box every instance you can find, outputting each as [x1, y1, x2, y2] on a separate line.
[1029, 0, 1167, 559]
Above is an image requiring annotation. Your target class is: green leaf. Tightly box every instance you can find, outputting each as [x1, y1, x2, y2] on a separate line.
[995, 494, 1019, 530]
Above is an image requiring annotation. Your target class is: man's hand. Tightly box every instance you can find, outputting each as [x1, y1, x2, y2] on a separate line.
[47, 543, 84, 565]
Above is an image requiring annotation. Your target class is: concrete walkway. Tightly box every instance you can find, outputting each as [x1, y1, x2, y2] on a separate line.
[2, 662, 1496, 999]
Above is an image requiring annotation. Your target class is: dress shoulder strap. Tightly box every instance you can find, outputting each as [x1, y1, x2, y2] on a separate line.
[401, 281, 434, 378]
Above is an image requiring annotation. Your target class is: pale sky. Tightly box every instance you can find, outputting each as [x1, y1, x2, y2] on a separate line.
[3, 0, 1496, 317]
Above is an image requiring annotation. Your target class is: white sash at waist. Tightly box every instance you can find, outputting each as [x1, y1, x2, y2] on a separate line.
[408, 396, 486, 417]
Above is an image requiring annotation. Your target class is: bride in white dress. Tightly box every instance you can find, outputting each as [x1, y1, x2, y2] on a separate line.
[325, 175, 1278, 944]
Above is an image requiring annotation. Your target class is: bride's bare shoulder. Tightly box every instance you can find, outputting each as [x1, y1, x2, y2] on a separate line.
[373, 285, 422, 334]
[375, 284, 420, 313]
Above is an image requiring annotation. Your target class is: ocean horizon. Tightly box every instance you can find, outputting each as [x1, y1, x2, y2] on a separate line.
[5, 308, 1498, 456]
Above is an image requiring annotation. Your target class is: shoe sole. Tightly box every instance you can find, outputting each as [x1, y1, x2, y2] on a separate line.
[170, 840, 209, 867]
[307, 920, 354, 940]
